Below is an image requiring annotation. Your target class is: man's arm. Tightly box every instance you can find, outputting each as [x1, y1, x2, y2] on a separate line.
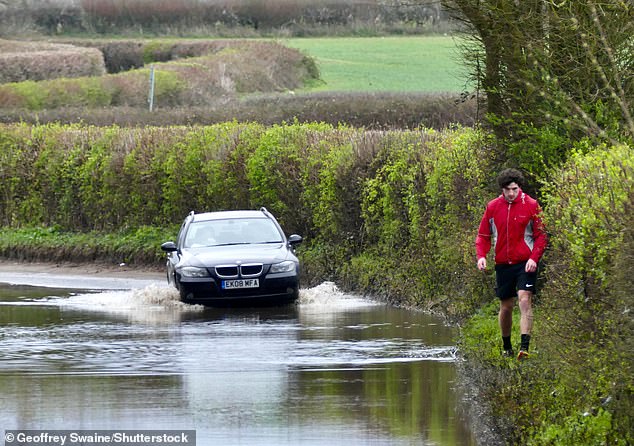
[475, 208, 492, 270]
[529, 205, 548, 264]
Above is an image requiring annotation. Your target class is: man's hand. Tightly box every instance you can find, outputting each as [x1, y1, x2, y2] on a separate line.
[525, 259, 537, 273]
[477, 257, 487, 271]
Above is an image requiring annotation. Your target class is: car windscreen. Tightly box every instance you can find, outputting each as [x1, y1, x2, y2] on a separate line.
[184, 218, 284, 248]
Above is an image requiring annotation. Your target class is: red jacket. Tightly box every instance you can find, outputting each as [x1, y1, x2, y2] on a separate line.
[476, 189, 547, 265]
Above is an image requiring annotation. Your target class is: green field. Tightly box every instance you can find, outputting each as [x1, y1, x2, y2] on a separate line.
[283, 36, 469, 93]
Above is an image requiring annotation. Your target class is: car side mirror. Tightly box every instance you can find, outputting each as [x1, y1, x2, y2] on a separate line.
[161, 241, 178, 252]
[288, 234, 303, 246]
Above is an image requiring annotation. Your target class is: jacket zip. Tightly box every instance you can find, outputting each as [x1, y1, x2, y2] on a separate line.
[506, 202, 511, 263]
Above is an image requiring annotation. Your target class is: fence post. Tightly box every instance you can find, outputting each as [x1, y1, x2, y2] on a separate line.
[148, 65, 155, 112]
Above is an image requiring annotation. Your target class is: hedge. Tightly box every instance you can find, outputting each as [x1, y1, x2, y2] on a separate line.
[0, 39, 106, 84]
[0, 40, 318, 109]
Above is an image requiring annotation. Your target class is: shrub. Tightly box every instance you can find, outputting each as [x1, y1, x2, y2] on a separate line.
[0, 39, 105, 83]
[245, 121, 335, 235]
[354, 126, 494, 311]
[542, 144, 634, 323]
[0, 225, 175, 265]
[534, 144, 634, 443]
[100, 40, 145, 73]
[0, 40, 318, 110]
[421, 127, 496, 316]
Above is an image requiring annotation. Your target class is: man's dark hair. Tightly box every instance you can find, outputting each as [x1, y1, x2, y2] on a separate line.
[497, 168, 525, 189]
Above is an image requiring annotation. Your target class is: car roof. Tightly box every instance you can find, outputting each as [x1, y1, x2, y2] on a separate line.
[191, 209, 271, 223]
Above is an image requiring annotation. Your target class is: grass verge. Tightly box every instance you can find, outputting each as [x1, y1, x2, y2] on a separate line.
[0, 226, 175, 268]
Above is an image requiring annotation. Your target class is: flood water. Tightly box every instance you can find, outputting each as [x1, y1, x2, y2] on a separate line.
[0, 274, 476, 445]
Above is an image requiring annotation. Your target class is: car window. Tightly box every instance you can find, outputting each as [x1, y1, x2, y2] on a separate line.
[241, 219, 284, 244]
[184, 218, 283, 248]
[184, 222, 217, 248]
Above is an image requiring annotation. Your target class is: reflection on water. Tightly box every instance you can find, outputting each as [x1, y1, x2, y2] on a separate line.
[0, 280, 475, 445]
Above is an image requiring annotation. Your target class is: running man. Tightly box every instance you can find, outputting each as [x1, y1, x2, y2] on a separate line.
[475, 168, 548, 361]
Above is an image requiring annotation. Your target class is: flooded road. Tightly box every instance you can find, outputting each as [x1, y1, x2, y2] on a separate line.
[0, 272, 476, 445]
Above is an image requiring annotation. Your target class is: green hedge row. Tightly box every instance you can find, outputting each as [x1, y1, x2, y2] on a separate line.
[532, 145, 633, 444]
[0, 40, 317, 109]
[0, 225, 174, 266]
[53, 38, 318, 75]
[0, 121, 493, 309]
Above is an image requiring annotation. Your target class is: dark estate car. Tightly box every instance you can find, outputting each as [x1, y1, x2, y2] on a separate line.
[161, 208, 303, 306]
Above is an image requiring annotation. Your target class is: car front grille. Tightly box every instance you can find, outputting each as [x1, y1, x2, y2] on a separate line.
[240, 264, 263, 277]
[215, 265, 238, 278]
[215, 263, 263, 279]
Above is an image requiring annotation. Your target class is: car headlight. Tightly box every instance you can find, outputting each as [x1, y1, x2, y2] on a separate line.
[270, 261, 296, 274]
[180, 266, 211, 278]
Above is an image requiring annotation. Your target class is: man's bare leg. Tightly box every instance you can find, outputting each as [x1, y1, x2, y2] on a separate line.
[517, 290, 533, 358]
[518, 290, 533, 336]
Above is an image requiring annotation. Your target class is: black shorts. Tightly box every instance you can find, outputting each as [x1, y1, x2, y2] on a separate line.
[495, 261, 537, 300]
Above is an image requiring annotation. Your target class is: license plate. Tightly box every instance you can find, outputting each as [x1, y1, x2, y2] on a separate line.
[222, 279, 259, 289]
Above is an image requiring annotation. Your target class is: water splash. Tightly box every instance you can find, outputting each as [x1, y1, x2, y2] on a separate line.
[298, 281, 381, 309]
[6, 280, 385, 326]
[52, 284, 205, 325]
[57, 284, 201, 311]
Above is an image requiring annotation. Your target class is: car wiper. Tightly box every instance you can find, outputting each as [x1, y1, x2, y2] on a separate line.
[213, 242, 252, 246]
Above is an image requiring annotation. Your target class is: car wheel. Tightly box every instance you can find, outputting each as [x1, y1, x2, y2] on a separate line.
[177, 282, 195, 303]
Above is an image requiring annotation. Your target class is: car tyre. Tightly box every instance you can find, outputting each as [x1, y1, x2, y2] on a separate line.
[179, 286, 198, 304]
